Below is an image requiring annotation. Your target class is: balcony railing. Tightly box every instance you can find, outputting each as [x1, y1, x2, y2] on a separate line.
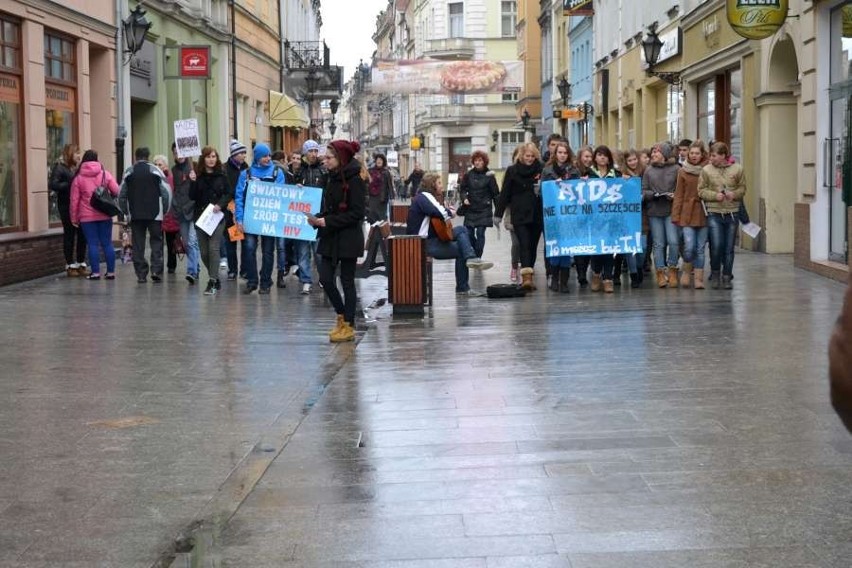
[424, 37, 476, 60]
[423, 103, 518, 124]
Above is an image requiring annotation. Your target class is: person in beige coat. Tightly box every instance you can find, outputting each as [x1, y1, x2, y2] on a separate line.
[672, 140, 709, 289]
[697, 142, 746, 289]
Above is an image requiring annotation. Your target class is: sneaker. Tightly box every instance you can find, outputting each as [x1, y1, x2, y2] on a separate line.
[151, 274, 163, 283]
[300, 283, 312, 295]
[510, 267, 518, 283]
[244, 285, 258, 294]
[227, 272, 237, 281]
[258, 287, 271, 295]
[456, 289, 481, 297]
[219, 258, 228, 269]
[137, 277, 147, 284]
[466, 258, 494, 270]
[214, 279, 221, 290]
[203, 280, 216, 295]
[186, 274, 197, 285]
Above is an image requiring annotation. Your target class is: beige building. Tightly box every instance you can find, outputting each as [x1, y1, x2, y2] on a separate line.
[0, 0, 116, 285]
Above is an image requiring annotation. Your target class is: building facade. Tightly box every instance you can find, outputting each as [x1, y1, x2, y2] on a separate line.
[0, 0, 117, 285]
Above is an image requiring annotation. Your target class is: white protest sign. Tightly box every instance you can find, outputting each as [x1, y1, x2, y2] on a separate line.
[174, 119, 201, 158]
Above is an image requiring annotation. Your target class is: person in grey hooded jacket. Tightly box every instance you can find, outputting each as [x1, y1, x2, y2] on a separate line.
[642, 142, 682, 288]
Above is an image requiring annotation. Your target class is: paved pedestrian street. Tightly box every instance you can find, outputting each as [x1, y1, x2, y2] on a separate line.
[1, 242, 851, 566]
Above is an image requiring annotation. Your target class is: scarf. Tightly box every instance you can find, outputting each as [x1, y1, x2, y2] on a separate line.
[514, 160, 542, 179]
[369, 168, 384, 197]
[681, 161, 705, 176]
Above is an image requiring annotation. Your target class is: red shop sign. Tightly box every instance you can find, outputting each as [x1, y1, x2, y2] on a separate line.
[180, 46, 210, 78]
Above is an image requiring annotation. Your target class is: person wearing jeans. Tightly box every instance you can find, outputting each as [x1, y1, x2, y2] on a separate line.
[672, 140, 709, 289]
[70, 150, 121, 280]
[233, 143, 288, 294]
[697, 141, 746, 290]
[642, 142, 682, 288]
[294, 240, 314, 294]
[459, 150, 499, 260]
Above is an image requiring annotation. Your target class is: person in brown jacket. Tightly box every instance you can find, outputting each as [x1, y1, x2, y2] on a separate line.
[829, 277, 852, 433]
[672, 140, 709, 289]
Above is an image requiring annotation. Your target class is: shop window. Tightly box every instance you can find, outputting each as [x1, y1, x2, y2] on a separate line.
[697, 70, 740, 156]
[44, 32, 76, 225]
[0, 14, 22, 232]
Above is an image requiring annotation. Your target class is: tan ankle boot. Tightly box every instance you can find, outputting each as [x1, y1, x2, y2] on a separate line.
[330, 321, 355, 343]
[679, 262, 693, 288]
[328, 314, 345, 338]
[602, 279, 614, 293]
[667, 266, 679, 288]
[590, 273, 602, 292]
[693, 268, 705, 289]
[656, 269, 667, 288]
[520, 267, 535, 291]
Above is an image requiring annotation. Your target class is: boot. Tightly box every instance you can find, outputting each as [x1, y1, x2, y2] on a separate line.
[602, 279, 614, 293]
[667, 266, 679, 288]
[656, 268, 668, 288]
[693, 269, 705, 290]
[722, 274, 733, 290]
[276, 270, 287, 289]
[711, 271, 721, 290]
[590, 273, 602, 292]
[680, 262, 693, 288]
[549, 268, 560, 291]
[630, 272, 641, 289]
[520, 268, 535, 291]
[559, 267, 571, 293]
[328, 314, 346, 338]
[330, 320, 355, 343]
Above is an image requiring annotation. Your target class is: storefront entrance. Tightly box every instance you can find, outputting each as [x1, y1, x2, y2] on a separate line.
[827, 2, 852, 263]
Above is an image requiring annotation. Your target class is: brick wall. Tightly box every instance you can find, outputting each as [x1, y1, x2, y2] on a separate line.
[0, 233, 65, 287]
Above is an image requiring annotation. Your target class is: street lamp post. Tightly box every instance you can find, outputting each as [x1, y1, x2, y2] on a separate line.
[642, 24, 681, 86]
[116, 4, 152, 177]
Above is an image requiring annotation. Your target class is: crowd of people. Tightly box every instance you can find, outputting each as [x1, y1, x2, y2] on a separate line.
[55, 137, 367, 343]
[404, 134, 747, 296]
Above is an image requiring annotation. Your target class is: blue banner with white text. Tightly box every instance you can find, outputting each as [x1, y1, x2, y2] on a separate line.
[243, 181, 323, 241]
[542, 177, 643, 257]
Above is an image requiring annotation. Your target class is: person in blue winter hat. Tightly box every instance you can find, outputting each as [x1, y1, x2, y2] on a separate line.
[234, 142, 291, 294]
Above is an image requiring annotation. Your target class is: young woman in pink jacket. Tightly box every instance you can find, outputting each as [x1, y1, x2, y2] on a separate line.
[70, 150, 120, 280]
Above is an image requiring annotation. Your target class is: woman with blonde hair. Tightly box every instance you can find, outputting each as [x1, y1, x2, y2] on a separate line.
[494, 142, 544, 290]
[50, 144, 87, 276]
[672, 140, 709, 289]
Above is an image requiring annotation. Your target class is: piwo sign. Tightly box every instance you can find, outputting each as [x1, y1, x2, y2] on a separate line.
[727, 0, 788, 40]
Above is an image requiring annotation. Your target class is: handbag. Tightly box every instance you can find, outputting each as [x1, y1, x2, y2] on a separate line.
[89, 170, 121, 217]
[162, 209, 181, 234]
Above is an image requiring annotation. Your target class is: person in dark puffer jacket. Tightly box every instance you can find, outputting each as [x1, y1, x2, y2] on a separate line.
[189, 146, 233, 296]
[459, 150, 499, 259]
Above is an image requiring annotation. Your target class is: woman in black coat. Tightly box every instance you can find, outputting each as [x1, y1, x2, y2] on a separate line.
[189, 146, 233, 295]
[459, 150, 499, 258]
[308, 140, 366, 343]
[494, 142, 544, 291]
[49, 144, 87, 276]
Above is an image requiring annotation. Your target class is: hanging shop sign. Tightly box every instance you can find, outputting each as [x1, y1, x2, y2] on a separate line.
[179, 46, 211, 79]
[563, 0, 594, 17]
[726, 0, 788, 40]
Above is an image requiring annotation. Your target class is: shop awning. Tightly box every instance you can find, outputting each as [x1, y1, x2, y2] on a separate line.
[268, 91, 309, 128]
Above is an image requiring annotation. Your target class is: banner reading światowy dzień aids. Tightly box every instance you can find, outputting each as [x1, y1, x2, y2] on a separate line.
[242, 181, 323, 242]
[542, 177, 643, 258]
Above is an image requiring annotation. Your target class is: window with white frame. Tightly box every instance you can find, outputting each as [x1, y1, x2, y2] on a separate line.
[501, 1, 517, 37]
[500, 131, 525, 168]
[448, 2, 464, 38]
[540, 25, 552, 84]
[502, 92, 519, 103]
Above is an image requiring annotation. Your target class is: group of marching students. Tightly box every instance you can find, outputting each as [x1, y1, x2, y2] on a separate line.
[50, 137, 369, 343]
[412, 134, 747, 295]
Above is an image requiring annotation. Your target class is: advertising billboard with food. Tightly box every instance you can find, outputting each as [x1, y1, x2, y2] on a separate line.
[370, 60, 523, 95]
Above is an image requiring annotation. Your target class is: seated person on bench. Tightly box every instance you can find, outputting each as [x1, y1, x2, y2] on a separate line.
[406, 173, 493, 295]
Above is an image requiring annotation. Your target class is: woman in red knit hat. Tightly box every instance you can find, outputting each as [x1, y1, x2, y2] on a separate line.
[307, 140, 367, 342]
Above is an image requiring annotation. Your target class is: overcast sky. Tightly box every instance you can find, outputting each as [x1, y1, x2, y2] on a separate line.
[321, 0, 388, 81]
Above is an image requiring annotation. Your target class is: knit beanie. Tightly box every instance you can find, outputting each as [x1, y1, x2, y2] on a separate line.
[229, 139, 247, 159]
[328, 140, 360, 168]
[302, 139, 320, 154]
[653, 142, 675, 161]
[253, 143, 271, 164]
